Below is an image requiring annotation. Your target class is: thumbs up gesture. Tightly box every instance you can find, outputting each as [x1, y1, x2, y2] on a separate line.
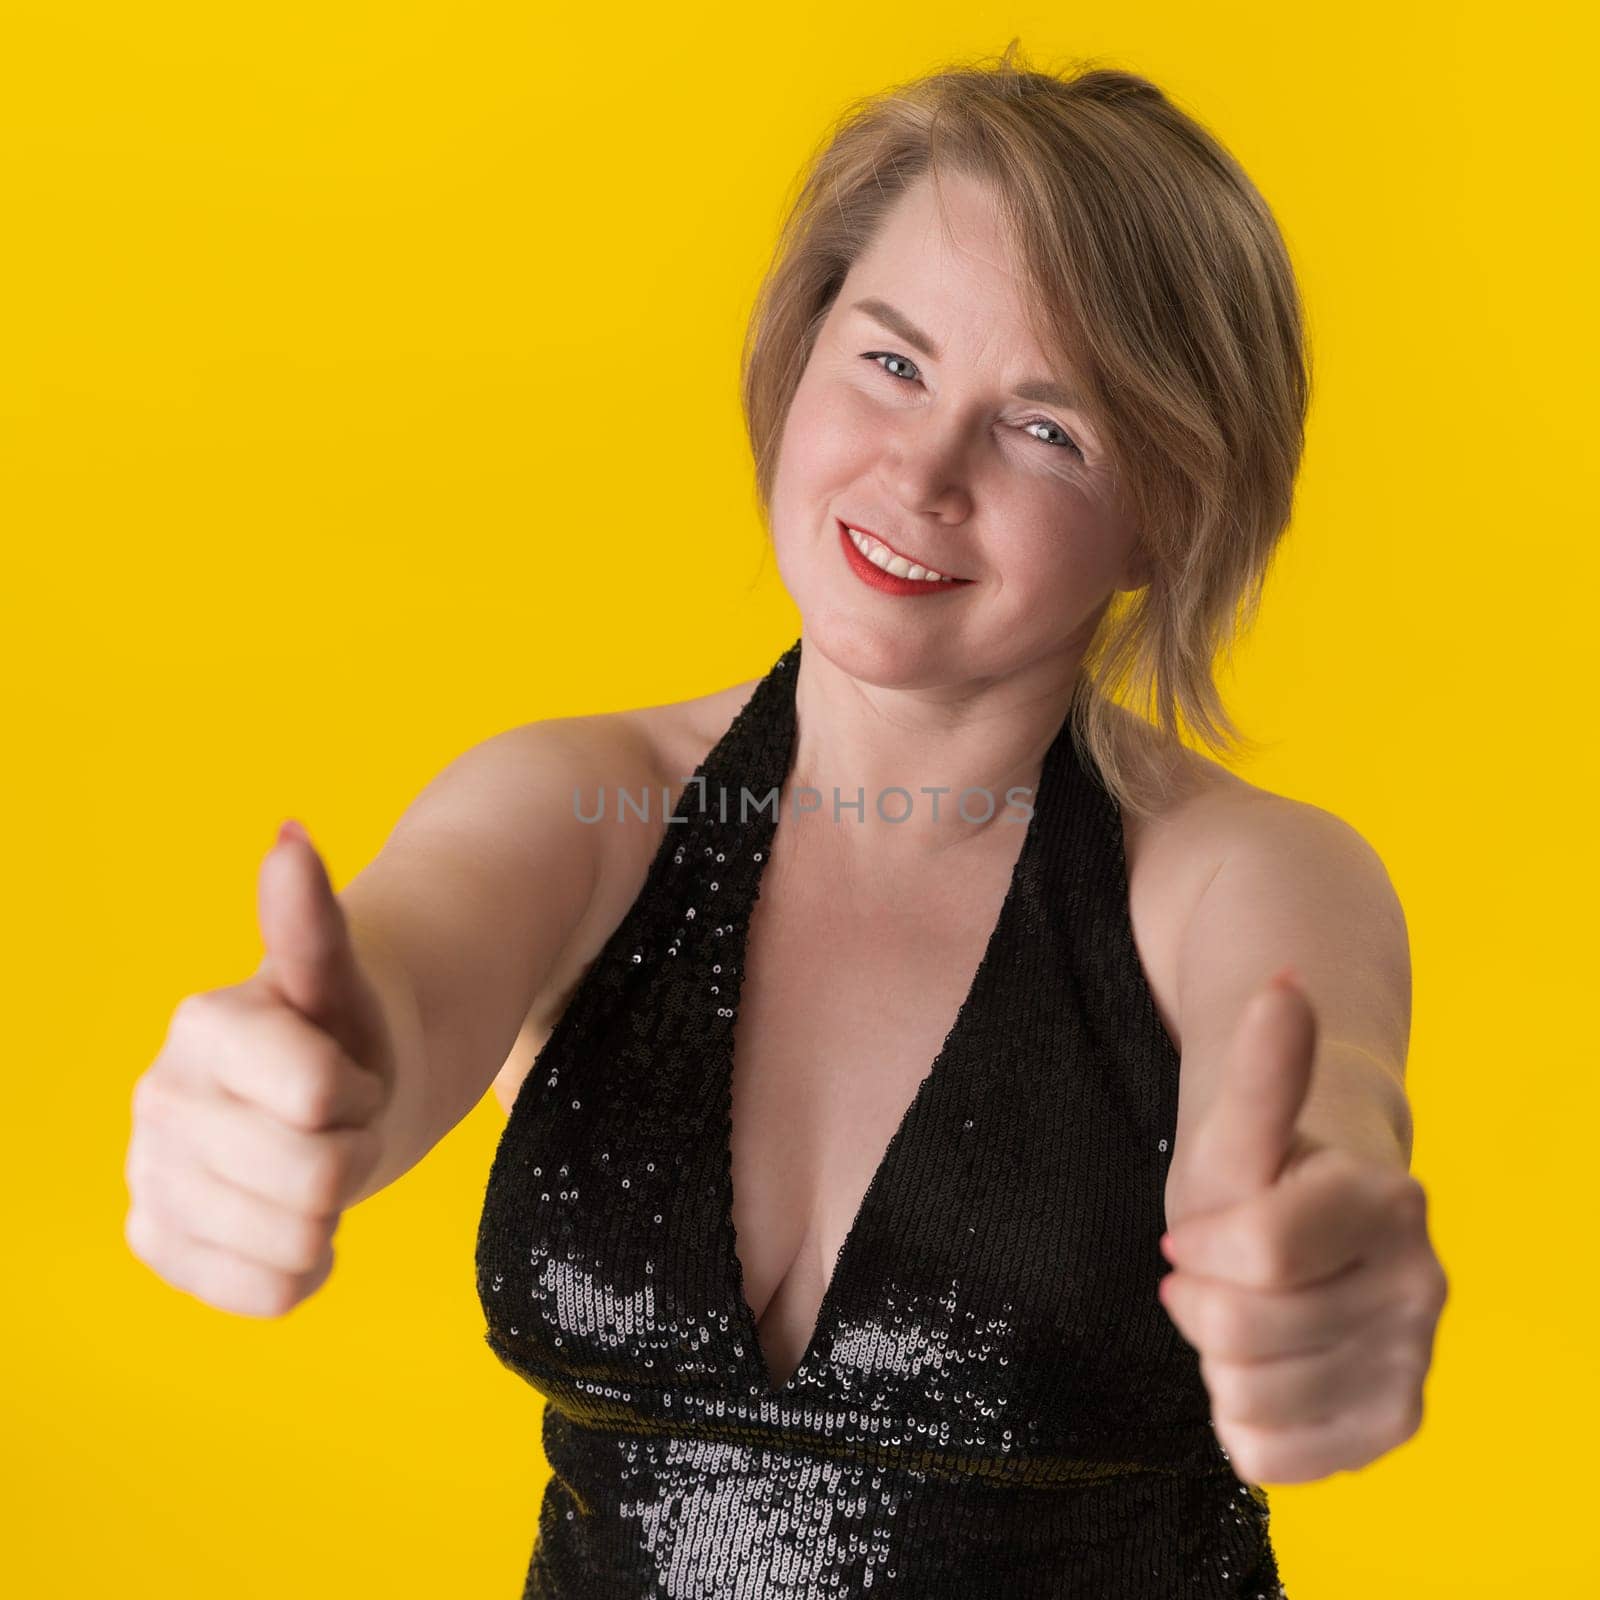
[1157, 967, 1449, 1484]
[124, 820, 398, 1318]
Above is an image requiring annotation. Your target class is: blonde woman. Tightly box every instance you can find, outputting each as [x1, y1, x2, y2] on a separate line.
[128, 44, 1447, 1598]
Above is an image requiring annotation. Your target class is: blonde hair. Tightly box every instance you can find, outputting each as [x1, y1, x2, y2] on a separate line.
[739, 40, 1312, 821]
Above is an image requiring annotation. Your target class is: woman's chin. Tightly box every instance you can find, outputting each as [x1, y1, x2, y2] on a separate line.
[794, 606, 977, 684]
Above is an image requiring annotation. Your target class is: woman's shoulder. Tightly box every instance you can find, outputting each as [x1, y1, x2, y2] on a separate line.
[1101, 700, 1259, 857]
[1100, 702, 1341, 1047]
[557, 675, 765, 926]
[617, 674, 766, 794]
[1104, 697, 1363, 873]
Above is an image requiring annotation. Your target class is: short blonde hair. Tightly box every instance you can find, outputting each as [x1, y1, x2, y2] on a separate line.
[739, 40, 1313, 821]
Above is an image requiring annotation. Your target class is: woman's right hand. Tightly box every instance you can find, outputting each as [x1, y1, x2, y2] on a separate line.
[124, 819, 398, 1318]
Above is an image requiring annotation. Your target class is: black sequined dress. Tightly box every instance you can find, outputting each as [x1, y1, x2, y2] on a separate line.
[475, 636, 1287, 1597]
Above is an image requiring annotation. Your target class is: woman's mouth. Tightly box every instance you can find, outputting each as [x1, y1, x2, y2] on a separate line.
[837, 520, 975, 597]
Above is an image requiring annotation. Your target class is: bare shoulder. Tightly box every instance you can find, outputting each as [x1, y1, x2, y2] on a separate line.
[1107, 701, 1402, 1055]
[581, 673, 766, 923]
[1115, 700, 1391, 879]
[1106, 704, 1303, 1046]
[537, 670, 764, 955]
[617, 673, 765, 790]
[1109, 702, 1257, 887]
[488, 673, 763, 1111]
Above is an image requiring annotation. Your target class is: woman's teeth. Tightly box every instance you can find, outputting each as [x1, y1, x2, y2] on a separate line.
[846, 526, 959, 582]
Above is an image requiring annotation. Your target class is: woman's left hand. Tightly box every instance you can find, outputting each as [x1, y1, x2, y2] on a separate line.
[1157, 970, 1449, 1485]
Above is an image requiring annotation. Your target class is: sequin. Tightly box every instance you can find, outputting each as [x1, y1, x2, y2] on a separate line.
[474, 636, 1288, 1597]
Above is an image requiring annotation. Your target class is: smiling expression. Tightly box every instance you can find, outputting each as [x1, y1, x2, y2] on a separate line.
[767, 169, 1147, 683]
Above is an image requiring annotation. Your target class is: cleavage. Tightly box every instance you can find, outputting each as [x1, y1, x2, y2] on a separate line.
[726, 836, 1019, 1385]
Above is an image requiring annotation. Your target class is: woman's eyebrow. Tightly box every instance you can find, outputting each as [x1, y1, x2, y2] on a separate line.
[850, 296, 1086, 411]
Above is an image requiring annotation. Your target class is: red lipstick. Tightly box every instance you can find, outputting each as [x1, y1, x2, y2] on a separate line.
[836, 520, 974, 598]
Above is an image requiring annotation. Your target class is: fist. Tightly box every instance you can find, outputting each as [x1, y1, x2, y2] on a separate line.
[1159, 968, 1449, 1483]
[124, 819, 396, 1318]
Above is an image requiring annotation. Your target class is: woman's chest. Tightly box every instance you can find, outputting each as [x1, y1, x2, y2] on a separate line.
[727, 850, 1017, 1350]
[720, 798, 1201, 1387]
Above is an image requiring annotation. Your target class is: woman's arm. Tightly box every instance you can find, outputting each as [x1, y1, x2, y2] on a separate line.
[1166, 793, 1413, 1185]
[1154, 792, 1446, 1484]
[334, 713, 646, 1206]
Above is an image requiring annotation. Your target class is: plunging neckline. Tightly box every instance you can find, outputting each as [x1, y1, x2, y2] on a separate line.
[716, 658, 1062, 1400]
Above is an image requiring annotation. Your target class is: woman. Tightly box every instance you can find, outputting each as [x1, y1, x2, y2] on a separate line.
[128, 45, 1447, 1600]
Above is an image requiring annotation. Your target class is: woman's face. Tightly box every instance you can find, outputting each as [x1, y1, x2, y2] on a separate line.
[768, 169, 1145, 688]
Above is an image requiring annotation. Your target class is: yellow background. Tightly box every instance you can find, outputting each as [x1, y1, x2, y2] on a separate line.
[4, 2, 1593, 1593]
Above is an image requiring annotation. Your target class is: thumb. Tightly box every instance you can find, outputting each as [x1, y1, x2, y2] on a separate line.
[1169, 966, 1317, 1223]
[256, 818, 386, 1072]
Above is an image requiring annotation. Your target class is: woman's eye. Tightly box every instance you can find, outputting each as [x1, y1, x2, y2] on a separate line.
[867, 351, 922, 384]
[862, 352, 1083, 459]
[1020, 418, 1082, 455]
